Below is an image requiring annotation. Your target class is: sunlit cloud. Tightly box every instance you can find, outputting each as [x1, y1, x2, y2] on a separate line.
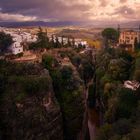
[0, 0, 139, 24]
[0, 12, 37, 22]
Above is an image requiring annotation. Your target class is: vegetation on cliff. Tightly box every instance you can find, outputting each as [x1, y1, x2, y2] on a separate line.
[42, 51, 87, 140]
[93, 48, 140, 140]
[0, 61, 63, 140]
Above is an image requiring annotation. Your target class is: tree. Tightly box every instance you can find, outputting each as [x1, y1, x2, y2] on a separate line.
[29, 27, 50, 50]
[112, 119, 132, 135]
[0, 32, 13, 53]
[102, 28, 119, 47]
[79, 59, 94, 84]
[68, 37, 72, 47]
[134, 37, 138, 50]
[50, 35, 55, 48]
[70, 54, 81, 68]
[55, 36, 61, 48]
[61, 65, 73, 80]
[108, 58, 130, 81]
[134, 70, 140, 82]
[61, 36, 64, 47]
[42, 54, 57, 70]
[116, 88, 137, 119]
[37, 27, 49, 49]
[96, 124, 113, 140]
[72, 38, 75, 47]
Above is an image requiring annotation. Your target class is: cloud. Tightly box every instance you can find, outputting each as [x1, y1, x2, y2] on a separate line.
[0, 0, 93, 22]
[120, 0, 128, 3]
[0, 0, 139, 23]
[113, 6, 135, 15]
[99, 0, 108, 7]
[0, 12, 37, 22]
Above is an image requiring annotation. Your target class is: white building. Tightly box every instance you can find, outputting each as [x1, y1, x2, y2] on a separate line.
[21, 32, 37, 43]
[10, 42, 23, 55]
[74, 38, 88, 47]
[124, 80, 140, 91]
[3, 28, 37, 55]
[49, 35, 88, 47]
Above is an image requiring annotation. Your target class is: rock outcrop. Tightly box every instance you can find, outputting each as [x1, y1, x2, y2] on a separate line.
[0, 62, 63, 140]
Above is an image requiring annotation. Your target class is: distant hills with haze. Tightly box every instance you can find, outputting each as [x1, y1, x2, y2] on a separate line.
[0, 20, 139, 28]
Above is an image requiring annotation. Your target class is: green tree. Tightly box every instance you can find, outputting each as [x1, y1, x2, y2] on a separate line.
[50, 35, 55, 48]
[68, 37, 72, 47]
[70, 54, 81, 68]
[55, 36, 61, 48]
[42, 54, 57, 70]
[102, 28, 119, 47]
[96, 124, 113, 140]
[116, 88, 137, 119]
[134, 37, 139, 51]
[134, 70, 140, 82]
[37, 27, 49, 49]
[112, 119, 132, 136]
[0, 32, 13, 53]
[29, 27, 50, 50]
[108, 58, 131, 81]
[79, 59, 94, 84]
[61, 65, 73, 81]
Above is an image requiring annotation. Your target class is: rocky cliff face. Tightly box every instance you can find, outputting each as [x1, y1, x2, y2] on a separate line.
[0, 62, 63, 140]
[49, 64, 85, 140]
[0, 92, 63, 140]
[0, 60, 85, 140]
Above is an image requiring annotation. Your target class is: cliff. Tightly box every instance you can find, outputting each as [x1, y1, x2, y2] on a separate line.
[0, 59, 85, 140]
[0, 61, 63, 140]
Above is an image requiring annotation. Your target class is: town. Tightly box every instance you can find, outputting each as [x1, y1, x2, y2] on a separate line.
[1, 0, 140, 140]
[0, 26, 140, 57]
[0, 26, 88, 56]
[0, 25, 140, 140]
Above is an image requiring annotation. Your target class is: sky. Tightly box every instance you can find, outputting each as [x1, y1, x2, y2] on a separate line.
[0, 0, 140, 24]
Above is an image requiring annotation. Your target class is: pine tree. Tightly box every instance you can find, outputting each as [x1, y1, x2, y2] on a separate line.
[37, 27, 49, 49]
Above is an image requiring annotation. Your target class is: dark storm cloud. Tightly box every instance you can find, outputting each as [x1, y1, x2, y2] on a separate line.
[0, 0, 139, 23]
[0, 0, 92, 21]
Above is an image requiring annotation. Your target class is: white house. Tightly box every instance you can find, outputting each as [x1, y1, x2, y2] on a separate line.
[124, 80, 140, 91]
[22, 32, 37, 43]
[4, 29, 38, 55]
[10, 42, 23, 55]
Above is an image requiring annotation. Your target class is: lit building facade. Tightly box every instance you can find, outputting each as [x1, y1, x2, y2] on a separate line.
[119, 29, 140, 51]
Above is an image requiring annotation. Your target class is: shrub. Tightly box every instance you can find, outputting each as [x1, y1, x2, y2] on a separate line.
[42, 54, 56, 70]
[112, 119, 132, 135]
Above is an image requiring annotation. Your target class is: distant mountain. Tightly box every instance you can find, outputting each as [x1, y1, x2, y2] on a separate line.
[120, 21, 140, 28]
[84, 20, 140, 28]
[0, 20, 139, 28]
[0, 21, 79, 28]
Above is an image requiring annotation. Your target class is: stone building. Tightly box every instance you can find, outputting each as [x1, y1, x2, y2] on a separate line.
[119, 27, 140, 51]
